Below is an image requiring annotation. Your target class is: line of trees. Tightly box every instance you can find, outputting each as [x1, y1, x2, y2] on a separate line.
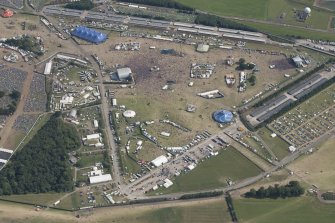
[118, 0, 194, 12]
[225, 193, 238, 222]
[65, 0, 94, 10]
[195, 13, 257, 32]
[0, 113, 81, 195]
[180, 191, 223, 200]
[245, 181, 304, 199]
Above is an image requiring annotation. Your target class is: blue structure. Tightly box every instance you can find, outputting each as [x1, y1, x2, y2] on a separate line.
[71, 26, 107, 44]
[213, 110, 233, 124]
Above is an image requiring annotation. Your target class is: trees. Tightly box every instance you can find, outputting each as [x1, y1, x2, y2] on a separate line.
[65, 0, 94, 10]
[0, 114, 80, 195]
[248, 75, 256, 86]
[118, 0, 194, 12]
[195, 14, 257, 32]
[245, 181, 304, 199]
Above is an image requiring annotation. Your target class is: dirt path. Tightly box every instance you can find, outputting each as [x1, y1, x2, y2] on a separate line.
[0, 66, 34, 149]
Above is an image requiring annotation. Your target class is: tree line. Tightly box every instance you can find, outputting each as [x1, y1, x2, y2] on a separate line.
[0, 113, 81, 195]
[65, 0, 94, 10]
[195, 13, 257, 32]
[117, 0, 194, 12]
[245, 181, 304, 199]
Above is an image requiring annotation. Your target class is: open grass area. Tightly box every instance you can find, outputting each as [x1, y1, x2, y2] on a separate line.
[176, 0, 332, 30]
[157, 147, 262, 194]
[0, 192, 66, 206]
[257, 127, 290, 160]
[235, 196, 335, 223]
[242, 135, 274, 160]
[239, 20, 335, 41]
[289, 137, 335, 191]
[119, 200, 231, 223]
[77, 153, 104, 168]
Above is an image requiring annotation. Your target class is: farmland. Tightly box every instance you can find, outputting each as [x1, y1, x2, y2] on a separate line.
[235, 196, 335, 223]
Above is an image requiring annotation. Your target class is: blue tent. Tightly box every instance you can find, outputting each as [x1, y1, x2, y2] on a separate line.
[71, 26, 107, 44]
[212, 110, 233, 124]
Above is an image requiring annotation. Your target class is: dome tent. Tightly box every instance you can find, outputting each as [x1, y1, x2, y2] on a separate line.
[212, 110, 233, 123]
[71, 26, 107, 44]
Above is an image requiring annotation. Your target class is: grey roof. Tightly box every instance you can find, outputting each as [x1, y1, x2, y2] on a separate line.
[117, 67, 132, 79]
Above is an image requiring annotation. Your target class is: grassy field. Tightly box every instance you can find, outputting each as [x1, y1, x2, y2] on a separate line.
[235, 196, 335, 223]
[157, 147, 262, 194]
[121, 200, 231, 223]
[289, 137, 335, 191]
[257, 127, 290, 160]
[77, 153, 104, 168]
[176, 0, 332, 30]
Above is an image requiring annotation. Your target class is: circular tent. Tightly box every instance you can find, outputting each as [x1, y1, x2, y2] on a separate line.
[304, 7, 311, 14]
[212, 110, 233, 123]
[123, 110, 136, 118]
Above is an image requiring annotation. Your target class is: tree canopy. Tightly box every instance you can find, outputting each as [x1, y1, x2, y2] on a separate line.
[245, 181, 305, 199]
[0, 113, 81, 195]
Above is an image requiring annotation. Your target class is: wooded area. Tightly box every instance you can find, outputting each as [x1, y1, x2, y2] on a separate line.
[0, 113, 81, 195]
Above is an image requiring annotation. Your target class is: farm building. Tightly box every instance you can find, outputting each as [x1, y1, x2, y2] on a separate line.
[71, 26, 107, 44]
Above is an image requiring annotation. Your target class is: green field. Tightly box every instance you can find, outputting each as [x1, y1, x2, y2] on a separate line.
[76, 153, 104, 167]
[177, 0, 331, 29]
[235, 197, 335, 223]
[175, 0, 335, 40]
[257, 127, 290, 160]
[158, 147, 262, 194]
